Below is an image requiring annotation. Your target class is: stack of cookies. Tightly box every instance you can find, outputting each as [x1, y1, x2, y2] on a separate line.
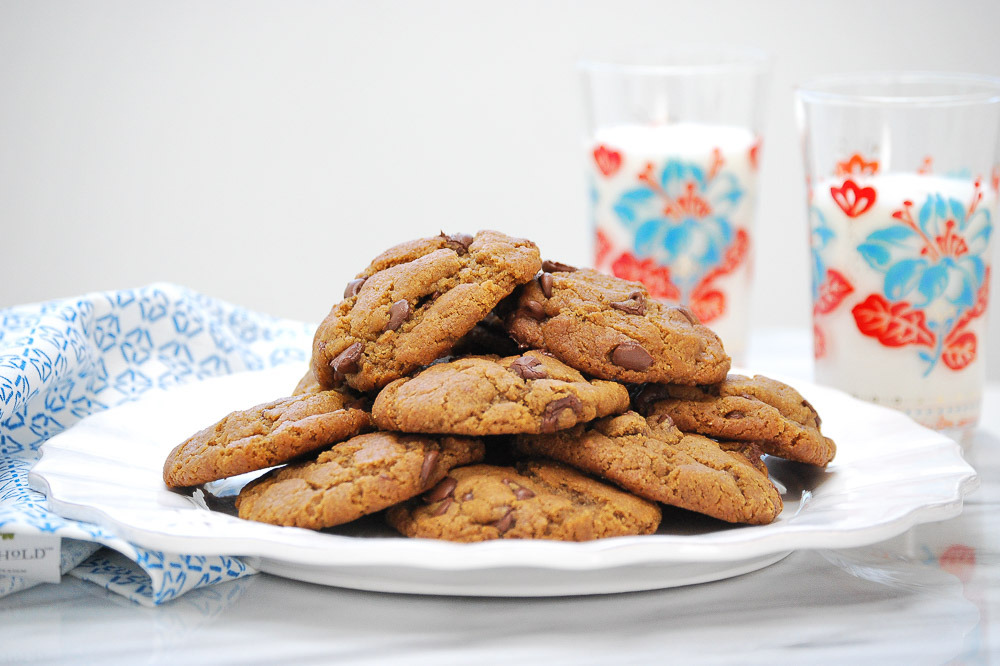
[163, 230, 836, 542]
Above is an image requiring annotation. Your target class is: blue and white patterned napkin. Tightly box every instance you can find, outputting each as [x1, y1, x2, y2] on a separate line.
[0, 284, 314, 605]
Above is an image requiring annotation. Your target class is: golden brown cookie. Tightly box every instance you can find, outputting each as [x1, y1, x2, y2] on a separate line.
[311, 230, 541, 392]
[515, 411, 782, 524]
[371, 350, 630, 435]
[235, 432, 485, 529]
[632, 374, 836, 467]
[386, 460, 661, 541]
[162, 390, 372, 488]
[504, 266, 730, 386]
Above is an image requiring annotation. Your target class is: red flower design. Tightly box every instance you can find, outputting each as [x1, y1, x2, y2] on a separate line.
[684, 228, 750, 324]
[595, 229, 613, 267]
[942, 331, 977, 371]
[938, 544, 976, 582]
[835, 153, 879, 177]
[610, 252, 681, 301]
[934, 219, 969, 258]
[690, 289, 724, 324]
[852, 294, 935, 348]
[813, 324, 826, 360]
[951, 267, 990, 334]
[813, 269, 854, 315]
[830, 179, 877, 218]
[593, 145, 622, 177]
[749, 138, 761, 171]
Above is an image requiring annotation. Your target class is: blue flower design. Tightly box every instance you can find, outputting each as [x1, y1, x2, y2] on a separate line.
[855, 185, 992, 373]
[809, 205, 835, 302]
[611, 158, 744, 297]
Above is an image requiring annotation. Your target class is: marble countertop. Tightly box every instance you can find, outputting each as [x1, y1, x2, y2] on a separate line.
[3, 330, 998, 664]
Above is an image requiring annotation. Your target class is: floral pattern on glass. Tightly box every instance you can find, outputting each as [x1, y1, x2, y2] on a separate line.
[603, 150, 749, 323]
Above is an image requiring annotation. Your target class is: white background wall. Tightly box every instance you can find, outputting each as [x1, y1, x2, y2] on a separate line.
[2, 0, 999, 378]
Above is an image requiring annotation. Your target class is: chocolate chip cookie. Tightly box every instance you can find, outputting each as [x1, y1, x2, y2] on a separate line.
[311, 230, 541, 392]
[505, 266, 730, 385]
[235, 432, 485, 528]
[515, 411, 782, 524]
[386, 460, 662, 541]
[633, 374, 836, 467]
[371, 350, 630, 435]
[162, 390, 372, 488]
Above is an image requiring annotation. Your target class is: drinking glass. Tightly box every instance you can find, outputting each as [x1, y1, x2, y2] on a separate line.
[797, 72, 1000, 436]
[581, 47, 770, 363]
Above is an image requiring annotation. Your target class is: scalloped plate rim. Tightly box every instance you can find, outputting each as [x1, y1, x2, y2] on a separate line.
[28, 365, 980, 577]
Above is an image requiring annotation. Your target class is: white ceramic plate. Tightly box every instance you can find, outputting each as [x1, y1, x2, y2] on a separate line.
[29, 365, 979, 596]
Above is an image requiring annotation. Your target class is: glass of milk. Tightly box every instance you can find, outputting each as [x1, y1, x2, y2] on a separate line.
[797, 72, 1000, 438]
[580, 48, 770, 364]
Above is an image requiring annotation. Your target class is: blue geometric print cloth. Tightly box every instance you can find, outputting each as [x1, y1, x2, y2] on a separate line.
[0, 284, 314, 605]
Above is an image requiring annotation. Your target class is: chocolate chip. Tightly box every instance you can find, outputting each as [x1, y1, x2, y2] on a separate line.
[384, 299, 411, 332]
[344, 278, 366, 299]
[650, 412, 675, 428]
[611, 341, 653, 372]
[671, 305, 700, 325]
[539, 272, 554, 298]
[631, 383, 671, 414]
[501, 479, 534, 500]
[419, 449, 440, 487]
[610, 291, 647, 316]
[510, 355, 547, 380]
[431, 498, 453, 516]
[490, 508, 515, 534]
[523, 300, 546, 320]
[441, 231, 474, 253]
[542, 260, 577, 273]
[330, 341, 363, 375]
[541, 395, 584, 432]
[801, 398, 821, 427]
[513, 486, 535, 500]
[424, 475, 457, 502]
[724, 410, 746, 420]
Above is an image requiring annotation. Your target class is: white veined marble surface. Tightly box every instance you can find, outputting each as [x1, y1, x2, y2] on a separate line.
[2, 328, 999, 664]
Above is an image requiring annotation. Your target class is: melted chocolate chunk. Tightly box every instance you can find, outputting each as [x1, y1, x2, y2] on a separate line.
[344, 278, 366, 299]
[419, 449, 440, 486]
[424, 475, 457, 503]
[510, 355, 547, 380]
[441, 231, 474, 253]
[330, 342, 363, 375]
[539, 272, 554, 298]
[671, 305, 701, 325]
[541, 395, 584, 432]
[490, 508, 515, 534]
[384, 299, 411, 332]
[541, 260, 577, 273]
[610, 291, 647, 316]
[522, 300, 546, 321]
[630, 383, 672, 414]
[513, 486, 535, 500]
[431, 498, 453, 516]
[611, 341, 654, 372]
